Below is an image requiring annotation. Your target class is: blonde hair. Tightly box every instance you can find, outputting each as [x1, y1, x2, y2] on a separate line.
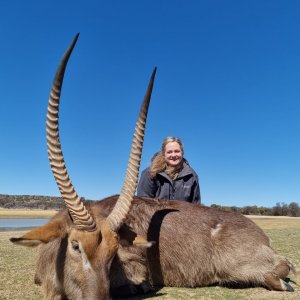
[149, 137, 185, 179]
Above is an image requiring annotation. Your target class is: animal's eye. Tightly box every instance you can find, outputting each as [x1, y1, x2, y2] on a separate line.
[71, 240, 81, 253]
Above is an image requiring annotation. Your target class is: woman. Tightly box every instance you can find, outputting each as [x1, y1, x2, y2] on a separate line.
[137, 137, 201, 204]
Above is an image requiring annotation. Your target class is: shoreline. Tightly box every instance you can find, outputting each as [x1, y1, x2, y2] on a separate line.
[0, 208, 57, 219]
[0, 226, 38, 232]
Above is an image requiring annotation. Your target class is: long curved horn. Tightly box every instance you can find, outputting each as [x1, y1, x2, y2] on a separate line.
[46, 33, 96, 231]
[107, 68, 157, 231]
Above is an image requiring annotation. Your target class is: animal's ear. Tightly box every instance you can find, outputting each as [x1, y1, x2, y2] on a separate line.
[119, 224, 155, 248]
[10, 219, 65, 247]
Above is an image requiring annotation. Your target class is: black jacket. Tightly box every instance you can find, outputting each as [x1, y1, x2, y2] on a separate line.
[137, 163, 201, 204]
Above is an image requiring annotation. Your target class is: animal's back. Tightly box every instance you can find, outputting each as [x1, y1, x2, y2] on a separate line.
[128, 198, 285, 288]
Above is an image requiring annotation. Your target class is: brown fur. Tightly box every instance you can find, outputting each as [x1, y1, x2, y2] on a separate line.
[11, 196, 295, 299]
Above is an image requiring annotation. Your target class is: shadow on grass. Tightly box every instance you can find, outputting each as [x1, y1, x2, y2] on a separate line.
[112, 287, 166, 299]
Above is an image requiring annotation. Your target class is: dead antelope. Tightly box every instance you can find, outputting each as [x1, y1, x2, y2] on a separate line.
[11, 34, 295, 299]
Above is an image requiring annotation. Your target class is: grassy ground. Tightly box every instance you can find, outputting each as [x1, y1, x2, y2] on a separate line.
[0, 216, 299, 300]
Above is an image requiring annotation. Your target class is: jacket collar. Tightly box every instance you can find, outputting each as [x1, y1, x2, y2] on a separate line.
[157, 162, 193, 181]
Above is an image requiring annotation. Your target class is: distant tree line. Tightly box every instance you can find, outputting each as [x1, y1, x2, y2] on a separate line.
[210, 202, 300, 217]
[0, 194, 65, 210]
[0, 194, 299, 217]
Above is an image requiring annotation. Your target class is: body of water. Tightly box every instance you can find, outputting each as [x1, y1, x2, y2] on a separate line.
[0, 218, 49, 230]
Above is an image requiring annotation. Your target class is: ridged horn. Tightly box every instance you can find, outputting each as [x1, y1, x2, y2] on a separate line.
[46, 33, 96, 231]
[107, 68, 157, 231]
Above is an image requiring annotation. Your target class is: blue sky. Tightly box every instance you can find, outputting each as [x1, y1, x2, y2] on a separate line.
[0, 1, 299, 207]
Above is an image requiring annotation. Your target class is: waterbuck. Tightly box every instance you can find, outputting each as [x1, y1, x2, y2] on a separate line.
[11, 34, 295, 299]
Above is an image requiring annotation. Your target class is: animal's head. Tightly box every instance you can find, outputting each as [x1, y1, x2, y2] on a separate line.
[10, 33, 156, 299]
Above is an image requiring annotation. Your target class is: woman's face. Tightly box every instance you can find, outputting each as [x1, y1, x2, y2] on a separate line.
[164, 141, 183, 167]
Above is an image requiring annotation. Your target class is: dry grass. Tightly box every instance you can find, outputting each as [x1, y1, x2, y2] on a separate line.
[0, 230, 41, 300]
[246, 215, 300, 229]
[0, 216, 299, 299]
[0, 208, 56, 219]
